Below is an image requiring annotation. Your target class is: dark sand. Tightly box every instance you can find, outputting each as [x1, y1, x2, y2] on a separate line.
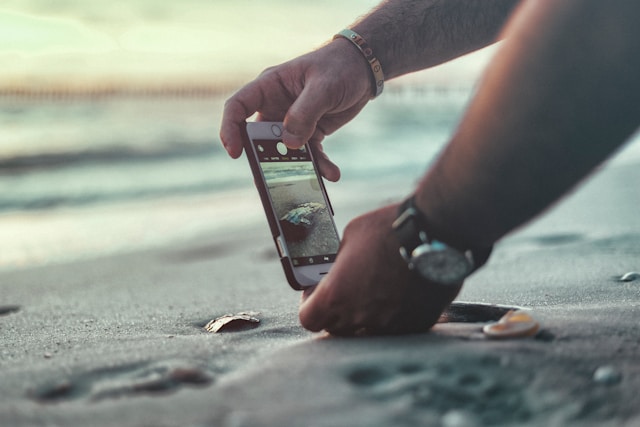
[1, 160, 640, 426]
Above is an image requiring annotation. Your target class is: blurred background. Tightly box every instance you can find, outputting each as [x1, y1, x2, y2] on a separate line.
[12, 0, 633, 273]
[1, 0, 494, 90]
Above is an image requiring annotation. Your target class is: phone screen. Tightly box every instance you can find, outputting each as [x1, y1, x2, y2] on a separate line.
[254, 139, 340, 267]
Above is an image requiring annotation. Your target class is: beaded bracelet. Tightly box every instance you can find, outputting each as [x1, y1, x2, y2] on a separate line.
[333, 29, 385, 98]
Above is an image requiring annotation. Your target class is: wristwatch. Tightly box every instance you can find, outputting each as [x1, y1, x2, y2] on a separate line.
[392, 196, 492, 286]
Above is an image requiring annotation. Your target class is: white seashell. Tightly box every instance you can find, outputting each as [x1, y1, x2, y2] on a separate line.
[482, 310, 540, 339]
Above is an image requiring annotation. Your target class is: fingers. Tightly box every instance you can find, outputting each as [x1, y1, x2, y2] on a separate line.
[300, 286, 316, 303]
[282, 83, 334, 149]
[219, 82, 263, 159]
[316, 152, 341, 183]
[220, 45, 368, 164]
[298, 204, 465, 336]
[309, 137, 341, 182]
[298, 274, 337, 332]
[298, 211, 379, 333]
[220, 71, 336, 162]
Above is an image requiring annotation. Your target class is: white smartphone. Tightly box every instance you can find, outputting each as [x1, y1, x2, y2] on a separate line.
[243, 121, 340, 290]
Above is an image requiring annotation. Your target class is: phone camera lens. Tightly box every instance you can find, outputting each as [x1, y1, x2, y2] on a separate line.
[271, 124, 282, 137]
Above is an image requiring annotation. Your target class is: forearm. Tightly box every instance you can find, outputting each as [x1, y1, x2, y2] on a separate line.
[416, 0, 640, 247]
[350, 0, 520, 79]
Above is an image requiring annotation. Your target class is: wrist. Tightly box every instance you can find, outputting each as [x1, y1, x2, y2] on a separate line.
[394, 196, 492, 280]
[320, 38, 374, 99]
[413, 182, 496, 251]
[333, 29, 384, 98]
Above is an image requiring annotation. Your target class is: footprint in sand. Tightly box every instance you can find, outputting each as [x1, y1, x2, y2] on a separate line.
[345, 356, 534, 425]
[32, 359, 214, 403]
[532, 233, 585, 246]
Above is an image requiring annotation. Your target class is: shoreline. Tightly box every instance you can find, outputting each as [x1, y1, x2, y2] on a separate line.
[2, 154, 638, 274]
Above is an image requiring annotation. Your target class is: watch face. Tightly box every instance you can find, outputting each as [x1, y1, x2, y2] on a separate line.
[411, 245, 472, 285]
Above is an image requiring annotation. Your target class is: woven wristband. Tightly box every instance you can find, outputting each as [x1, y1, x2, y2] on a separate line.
[333, 29, 384, 98]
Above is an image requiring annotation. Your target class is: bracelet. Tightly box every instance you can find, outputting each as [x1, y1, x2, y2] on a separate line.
[333, 29, 384, 98]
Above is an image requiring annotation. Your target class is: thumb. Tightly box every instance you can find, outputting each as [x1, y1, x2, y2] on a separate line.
[282, 83, 332, 148]
[298, 278, 335, 332]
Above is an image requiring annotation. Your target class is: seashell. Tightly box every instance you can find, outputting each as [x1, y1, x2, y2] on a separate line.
[280, 202, 325, 227]
[204, 312, 260, 333]
[280, 202, 326, 241]
[482, 310, 540, 339]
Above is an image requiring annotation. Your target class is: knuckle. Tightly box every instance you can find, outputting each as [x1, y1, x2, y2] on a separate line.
[342, 213, 369, 236]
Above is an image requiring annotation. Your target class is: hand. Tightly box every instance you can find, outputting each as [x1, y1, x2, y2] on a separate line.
[298, 204, 463, 336]
[219, 39, 374, 182]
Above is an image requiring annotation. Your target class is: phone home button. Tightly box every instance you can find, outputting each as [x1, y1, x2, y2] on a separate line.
[271, 124, 282, 137]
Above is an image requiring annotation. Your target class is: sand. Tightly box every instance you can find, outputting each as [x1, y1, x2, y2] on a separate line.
[1, 159, 640, 427]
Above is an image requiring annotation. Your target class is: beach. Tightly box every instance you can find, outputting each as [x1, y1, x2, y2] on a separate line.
[5, 1, 640, 425]
[1, 143, 640, 426]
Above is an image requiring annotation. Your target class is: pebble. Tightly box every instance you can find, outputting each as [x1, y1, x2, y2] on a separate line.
[168, 367, 212, 385]
[441, 410, 480, 427]
[593, 365, 622, 386]
[0, 305, 21, 316]
[619, 272, 640, 282]
[34, 380, 74, 401]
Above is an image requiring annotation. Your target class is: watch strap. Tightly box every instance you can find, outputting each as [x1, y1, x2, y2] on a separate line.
[393, 196, 493, 272]
[392, 200, 428, 261]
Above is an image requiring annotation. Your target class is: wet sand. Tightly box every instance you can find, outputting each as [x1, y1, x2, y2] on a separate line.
[1, 160, 640, 426]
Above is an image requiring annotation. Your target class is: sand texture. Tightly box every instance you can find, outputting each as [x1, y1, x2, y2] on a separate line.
[1, 161, 640, 427]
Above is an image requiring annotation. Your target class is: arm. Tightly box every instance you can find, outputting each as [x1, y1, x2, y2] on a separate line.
[220, 0, 518, 181]
[416, 0, 640, 248]
[299, 0, 640, 335]
[352, 0, 519, 79]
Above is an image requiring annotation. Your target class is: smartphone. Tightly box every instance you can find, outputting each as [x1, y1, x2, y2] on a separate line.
[243, 121, 340, 290]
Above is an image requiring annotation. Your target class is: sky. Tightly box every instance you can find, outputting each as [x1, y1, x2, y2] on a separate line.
[0, 0, 495, 90]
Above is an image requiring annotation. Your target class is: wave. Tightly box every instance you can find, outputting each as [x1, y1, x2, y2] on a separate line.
[0, 179, 237, 212]
[0, 90, 470, 216]
[0, 142, 220, 175]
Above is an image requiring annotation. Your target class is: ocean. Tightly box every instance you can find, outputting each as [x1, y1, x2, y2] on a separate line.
[3, 85, 640, 272]
[0, 86, 477, 271]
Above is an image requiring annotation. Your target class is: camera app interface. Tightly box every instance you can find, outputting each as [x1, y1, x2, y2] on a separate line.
[255, 140, 340, 266]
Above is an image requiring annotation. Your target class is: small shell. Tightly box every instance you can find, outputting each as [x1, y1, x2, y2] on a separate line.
[204, 312, 260, 333]
[483, 310, 540, 339]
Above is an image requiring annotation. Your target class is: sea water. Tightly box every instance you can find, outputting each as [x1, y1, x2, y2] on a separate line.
[3, 85, 640, 272]
[0, 86, 473, 270]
